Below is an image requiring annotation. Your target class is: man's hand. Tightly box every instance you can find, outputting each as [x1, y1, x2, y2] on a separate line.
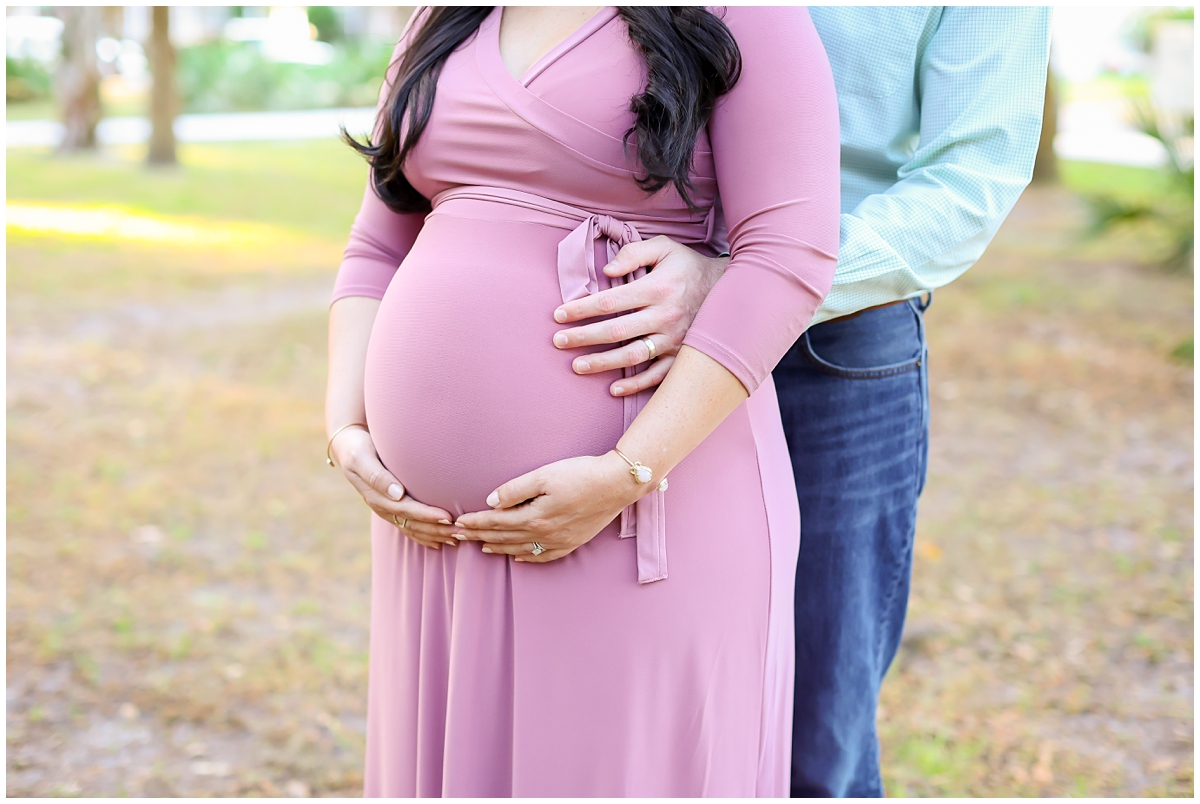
[551, 236, 730, 397]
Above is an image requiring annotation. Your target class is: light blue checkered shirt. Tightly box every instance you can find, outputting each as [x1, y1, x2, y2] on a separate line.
[807, 6, 1052, 323]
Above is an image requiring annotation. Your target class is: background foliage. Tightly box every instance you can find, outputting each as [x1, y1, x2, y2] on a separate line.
[176, 41, 393, 114]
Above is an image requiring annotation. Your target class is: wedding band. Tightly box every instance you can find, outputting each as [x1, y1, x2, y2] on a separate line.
[641, 336, 657, 361]
[531, 542, 546, 556]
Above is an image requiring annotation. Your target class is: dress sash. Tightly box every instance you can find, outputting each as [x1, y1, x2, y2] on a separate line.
[430, 185, 717, 583]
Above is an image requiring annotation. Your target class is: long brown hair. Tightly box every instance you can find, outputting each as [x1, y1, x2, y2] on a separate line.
[343, 7, 742, 214]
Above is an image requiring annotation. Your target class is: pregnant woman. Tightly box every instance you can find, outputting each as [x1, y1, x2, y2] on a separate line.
[325, 6, 838, 797]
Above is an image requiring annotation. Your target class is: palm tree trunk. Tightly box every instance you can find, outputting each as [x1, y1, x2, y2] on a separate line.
[1032, 59, 1058, 184]
[55, 6, 103, 152]
[147, 6, 178, 166]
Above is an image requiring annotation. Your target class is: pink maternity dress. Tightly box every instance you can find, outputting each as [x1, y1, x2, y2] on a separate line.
[332, 6, 839, 797]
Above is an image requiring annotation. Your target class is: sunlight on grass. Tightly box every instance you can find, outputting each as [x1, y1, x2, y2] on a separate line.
[7, 202, 301, 249]
[6, 140, 367, 241]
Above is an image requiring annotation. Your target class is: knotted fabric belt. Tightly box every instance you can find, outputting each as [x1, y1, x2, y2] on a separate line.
[430, 186, 716, 583]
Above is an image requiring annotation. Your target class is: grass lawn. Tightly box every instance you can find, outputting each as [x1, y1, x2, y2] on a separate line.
[6, 143, 1194, 796]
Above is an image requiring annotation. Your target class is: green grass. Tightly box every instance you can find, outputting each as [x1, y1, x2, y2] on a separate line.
[885, 734, 985, 796]
[1061, 74, 1150, 104]
[6, 96, 149, 121]
[5, 141, 1193, 797]
[6, 140, 369, 240]
[6, 141, 370, 303]
[1059, 160, 1185, 208]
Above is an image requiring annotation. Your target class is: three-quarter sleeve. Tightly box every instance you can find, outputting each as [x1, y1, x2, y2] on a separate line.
[331, 12, 429, 304]
[681, 7, 840, 395]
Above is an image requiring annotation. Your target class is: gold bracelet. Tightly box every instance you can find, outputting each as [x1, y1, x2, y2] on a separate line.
[612, 448, 668, 492]
[326, 422, 367, 467]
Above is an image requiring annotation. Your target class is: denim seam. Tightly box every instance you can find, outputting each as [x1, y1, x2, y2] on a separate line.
[801, 351, 921, 380]
[874, 304, 926, 676]
[875, 370, 921, 665]
[799, 326, 923, 380]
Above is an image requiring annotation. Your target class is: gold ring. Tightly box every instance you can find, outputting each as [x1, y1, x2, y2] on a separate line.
[641, 336, 657, 361]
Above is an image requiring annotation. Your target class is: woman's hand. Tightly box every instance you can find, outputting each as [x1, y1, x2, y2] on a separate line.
[330, 426, 461, 550]
[453, 452, 644, 562]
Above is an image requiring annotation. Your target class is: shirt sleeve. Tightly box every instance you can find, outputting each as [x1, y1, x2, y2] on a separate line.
[331, 10, 430, 304]
[682, 7, 841, 395]
[813, 7, 1052, 323]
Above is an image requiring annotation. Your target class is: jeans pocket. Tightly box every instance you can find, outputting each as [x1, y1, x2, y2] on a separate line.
[801, 300, 926, 380]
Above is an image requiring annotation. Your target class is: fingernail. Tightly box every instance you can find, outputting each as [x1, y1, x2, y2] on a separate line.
[514, 558, 526, 562]
[553, 333, 568, 348]
[486, 491, 500, 507]
[444, 540, 458, 547]
[612, 385, 624, 395]
[603, 261, 616, 272]
[554, 308, 567, 323]
[575, 359, 590, 372]
[431, 543, 441, 550]
[438, 519, 451, 525]
[387, 484, 404, 500]
[453, 533, 466, 540]
[481, 547, 493, 554]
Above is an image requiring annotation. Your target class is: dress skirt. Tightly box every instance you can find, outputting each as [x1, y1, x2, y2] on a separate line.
[361, 209, 801, 797]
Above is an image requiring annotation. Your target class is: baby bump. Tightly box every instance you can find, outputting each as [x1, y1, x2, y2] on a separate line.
[364, 214, 624, 516]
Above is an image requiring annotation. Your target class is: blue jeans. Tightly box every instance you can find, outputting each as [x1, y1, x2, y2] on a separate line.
[773, 297, 931, 797]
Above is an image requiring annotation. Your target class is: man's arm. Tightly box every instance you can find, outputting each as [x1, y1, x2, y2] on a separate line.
[815, 5, 1052, 322]
[554, 6, 1051, 386]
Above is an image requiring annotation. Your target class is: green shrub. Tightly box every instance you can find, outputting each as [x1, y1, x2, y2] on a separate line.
[1081, 100, 1194, 274]
[176, 40, 394, 114]
[6, 56, 53, 103]
[307, 6, 343, 43]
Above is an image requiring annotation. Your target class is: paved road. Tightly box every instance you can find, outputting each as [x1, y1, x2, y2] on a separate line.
[5, 103, 1169, 168]
[6, 107, 377, 148]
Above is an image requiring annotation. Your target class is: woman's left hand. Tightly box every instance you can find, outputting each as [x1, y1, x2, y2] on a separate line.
[453, 452, 644, 562]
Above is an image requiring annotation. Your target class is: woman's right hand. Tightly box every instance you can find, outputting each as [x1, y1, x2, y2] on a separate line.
[330, 426, 461, 550]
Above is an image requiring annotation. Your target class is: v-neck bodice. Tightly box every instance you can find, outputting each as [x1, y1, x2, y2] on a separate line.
[400, 5, 716, 232]
[343, 4, 840, 401]
[496, 6, 618, 87]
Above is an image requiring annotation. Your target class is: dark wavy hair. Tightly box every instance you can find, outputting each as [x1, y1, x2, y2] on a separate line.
[343, 6, 742, 214]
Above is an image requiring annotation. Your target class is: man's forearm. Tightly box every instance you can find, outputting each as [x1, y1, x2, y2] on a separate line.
[811, 205, 1017, 324]
[812, 6, 1051, 323]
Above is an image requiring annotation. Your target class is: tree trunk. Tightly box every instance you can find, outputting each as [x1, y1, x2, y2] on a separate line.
[147, 6, 178, 166]
[55, 6, 103, 152]
[1032, 59, 1058, 184]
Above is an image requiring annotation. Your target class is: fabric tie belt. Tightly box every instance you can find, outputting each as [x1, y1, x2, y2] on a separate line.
[430, 186, 717, 583]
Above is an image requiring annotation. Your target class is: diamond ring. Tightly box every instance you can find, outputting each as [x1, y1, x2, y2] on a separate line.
[530, 542, 546, 556]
